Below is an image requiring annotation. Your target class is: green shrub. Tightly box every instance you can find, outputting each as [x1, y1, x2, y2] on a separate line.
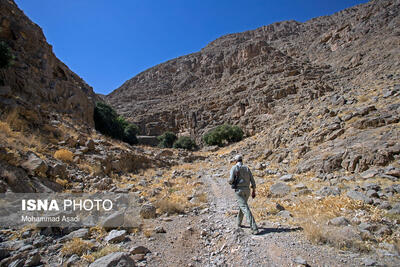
[93, 102, 138, 145]
[123, 123, 139, 145]
[173, 136, 197, 150]
[203, 124, 244, 146]
[0, 41, 14, 69]
[94, 102, 123, 139]
[157, 131, 177, 148]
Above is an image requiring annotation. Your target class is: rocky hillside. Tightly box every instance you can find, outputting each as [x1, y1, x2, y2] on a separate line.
[107, 0, 400, 174]
[0, 0, 399, 266]
[0, 0, 100, 126]
[107, 0, 399, 137]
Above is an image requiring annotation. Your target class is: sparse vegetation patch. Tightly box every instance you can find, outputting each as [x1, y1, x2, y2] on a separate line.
[173, 136, 197, 150]
[203, 124, 243, 147]
[54, 148, 74, 162]
[93, 102, 138, 145]
[157, 131, 177, 148]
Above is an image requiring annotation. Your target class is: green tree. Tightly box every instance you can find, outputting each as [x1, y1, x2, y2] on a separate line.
[173, 136, 197, 150]
[93, 102, 138, 145]
[123, 123, 139, 145]
[94, 102, 123, 139]
[203, 124, 244, 147]
[158, 131, 177, 148]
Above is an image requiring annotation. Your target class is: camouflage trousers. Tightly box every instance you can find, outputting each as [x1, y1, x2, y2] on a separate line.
[235, 188, 258, 231]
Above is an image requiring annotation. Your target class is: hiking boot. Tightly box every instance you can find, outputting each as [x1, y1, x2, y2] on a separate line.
[251, 229, 260, 235]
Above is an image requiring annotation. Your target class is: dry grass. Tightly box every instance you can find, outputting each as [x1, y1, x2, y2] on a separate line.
[291, 195, 370, 221]
[143, 228, 154, 238]
[82, 245, 123, 263]
[55, 178, 69, 188]
[61, 238, 94, 256]
[289, 195, 384, 251]
[54, 149, 74, 162]
[89, 226, 107, 242]
[195, 192, 208, 203]
[130, 162, 209, 216]
[0, 121, 46, 155]
[357, 95, 370, 103]
[4, 110, 28, 132]
[301, 221, 370, 251]
[10, 225, 36, 240]
[155, 198, 185, 215]
[79, 162, 103, 176]
[0, 121, 13, 137]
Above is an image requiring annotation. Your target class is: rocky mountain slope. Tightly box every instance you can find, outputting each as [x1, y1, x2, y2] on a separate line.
[0, 0, 399, 266]
[107, 0, 400, 174]
[0, 0, 99, 126]
[107, 0, 399, 139]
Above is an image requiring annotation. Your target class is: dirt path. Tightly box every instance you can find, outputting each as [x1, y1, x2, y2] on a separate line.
[135, 160, 366, 267]
[199, 165, 364, 267]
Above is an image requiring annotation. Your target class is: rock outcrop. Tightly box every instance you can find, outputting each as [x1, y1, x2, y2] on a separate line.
[107, 0, 400, 174]
[106, 0, 400, 141]
[0, 0, 100, 126]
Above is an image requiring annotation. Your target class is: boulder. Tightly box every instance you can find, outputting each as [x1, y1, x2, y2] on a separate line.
[129, 246, 151, 255]
[64, 228, 89, 240]
[89, 252, 135, 267]
[329, 216, 349, 226]
[294, 183, 307, 190]
[277, 210, 292, 218]
[358, 222, 376, 232]
[279, 174, 294, 182]
[269, 182, 290, 197]
[385, 167, 400, 178]
[360, 169, 379, 179]
[347, 190, 372, 204]
[316, 186, 341, 196]
[101, 211, 124, 229]
[21, 152, 48, 177]
[105, 230, 127, 243]
[293, 256, 308, 266]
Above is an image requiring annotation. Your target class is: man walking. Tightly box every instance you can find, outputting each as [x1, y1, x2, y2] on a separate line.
[228, 155, 259, 235]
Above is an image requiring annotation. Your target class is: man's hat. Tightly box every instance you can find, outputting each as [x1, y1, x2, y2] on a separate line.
[234, 154, 243, 161]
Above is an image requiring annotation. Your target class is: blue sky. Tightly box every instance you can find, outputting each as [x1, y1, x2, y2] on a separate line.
[15, 0, 368, 95]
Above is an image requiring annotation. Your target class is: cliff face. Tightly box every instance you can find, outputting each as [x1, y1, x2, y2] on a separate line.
[106, 0, 399, 139]
[0, 0, 99, 126]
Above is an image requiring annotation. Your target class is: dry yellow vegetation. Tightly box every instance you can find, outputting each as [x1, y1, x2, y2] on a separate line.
[54, 148, 74, 162]
[82, 245, 123, 263]
[61, 237, 94, 256]
[55, 178, 69, 188]
[89, 226, 107, 242]
[155, 198, 185, 215]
